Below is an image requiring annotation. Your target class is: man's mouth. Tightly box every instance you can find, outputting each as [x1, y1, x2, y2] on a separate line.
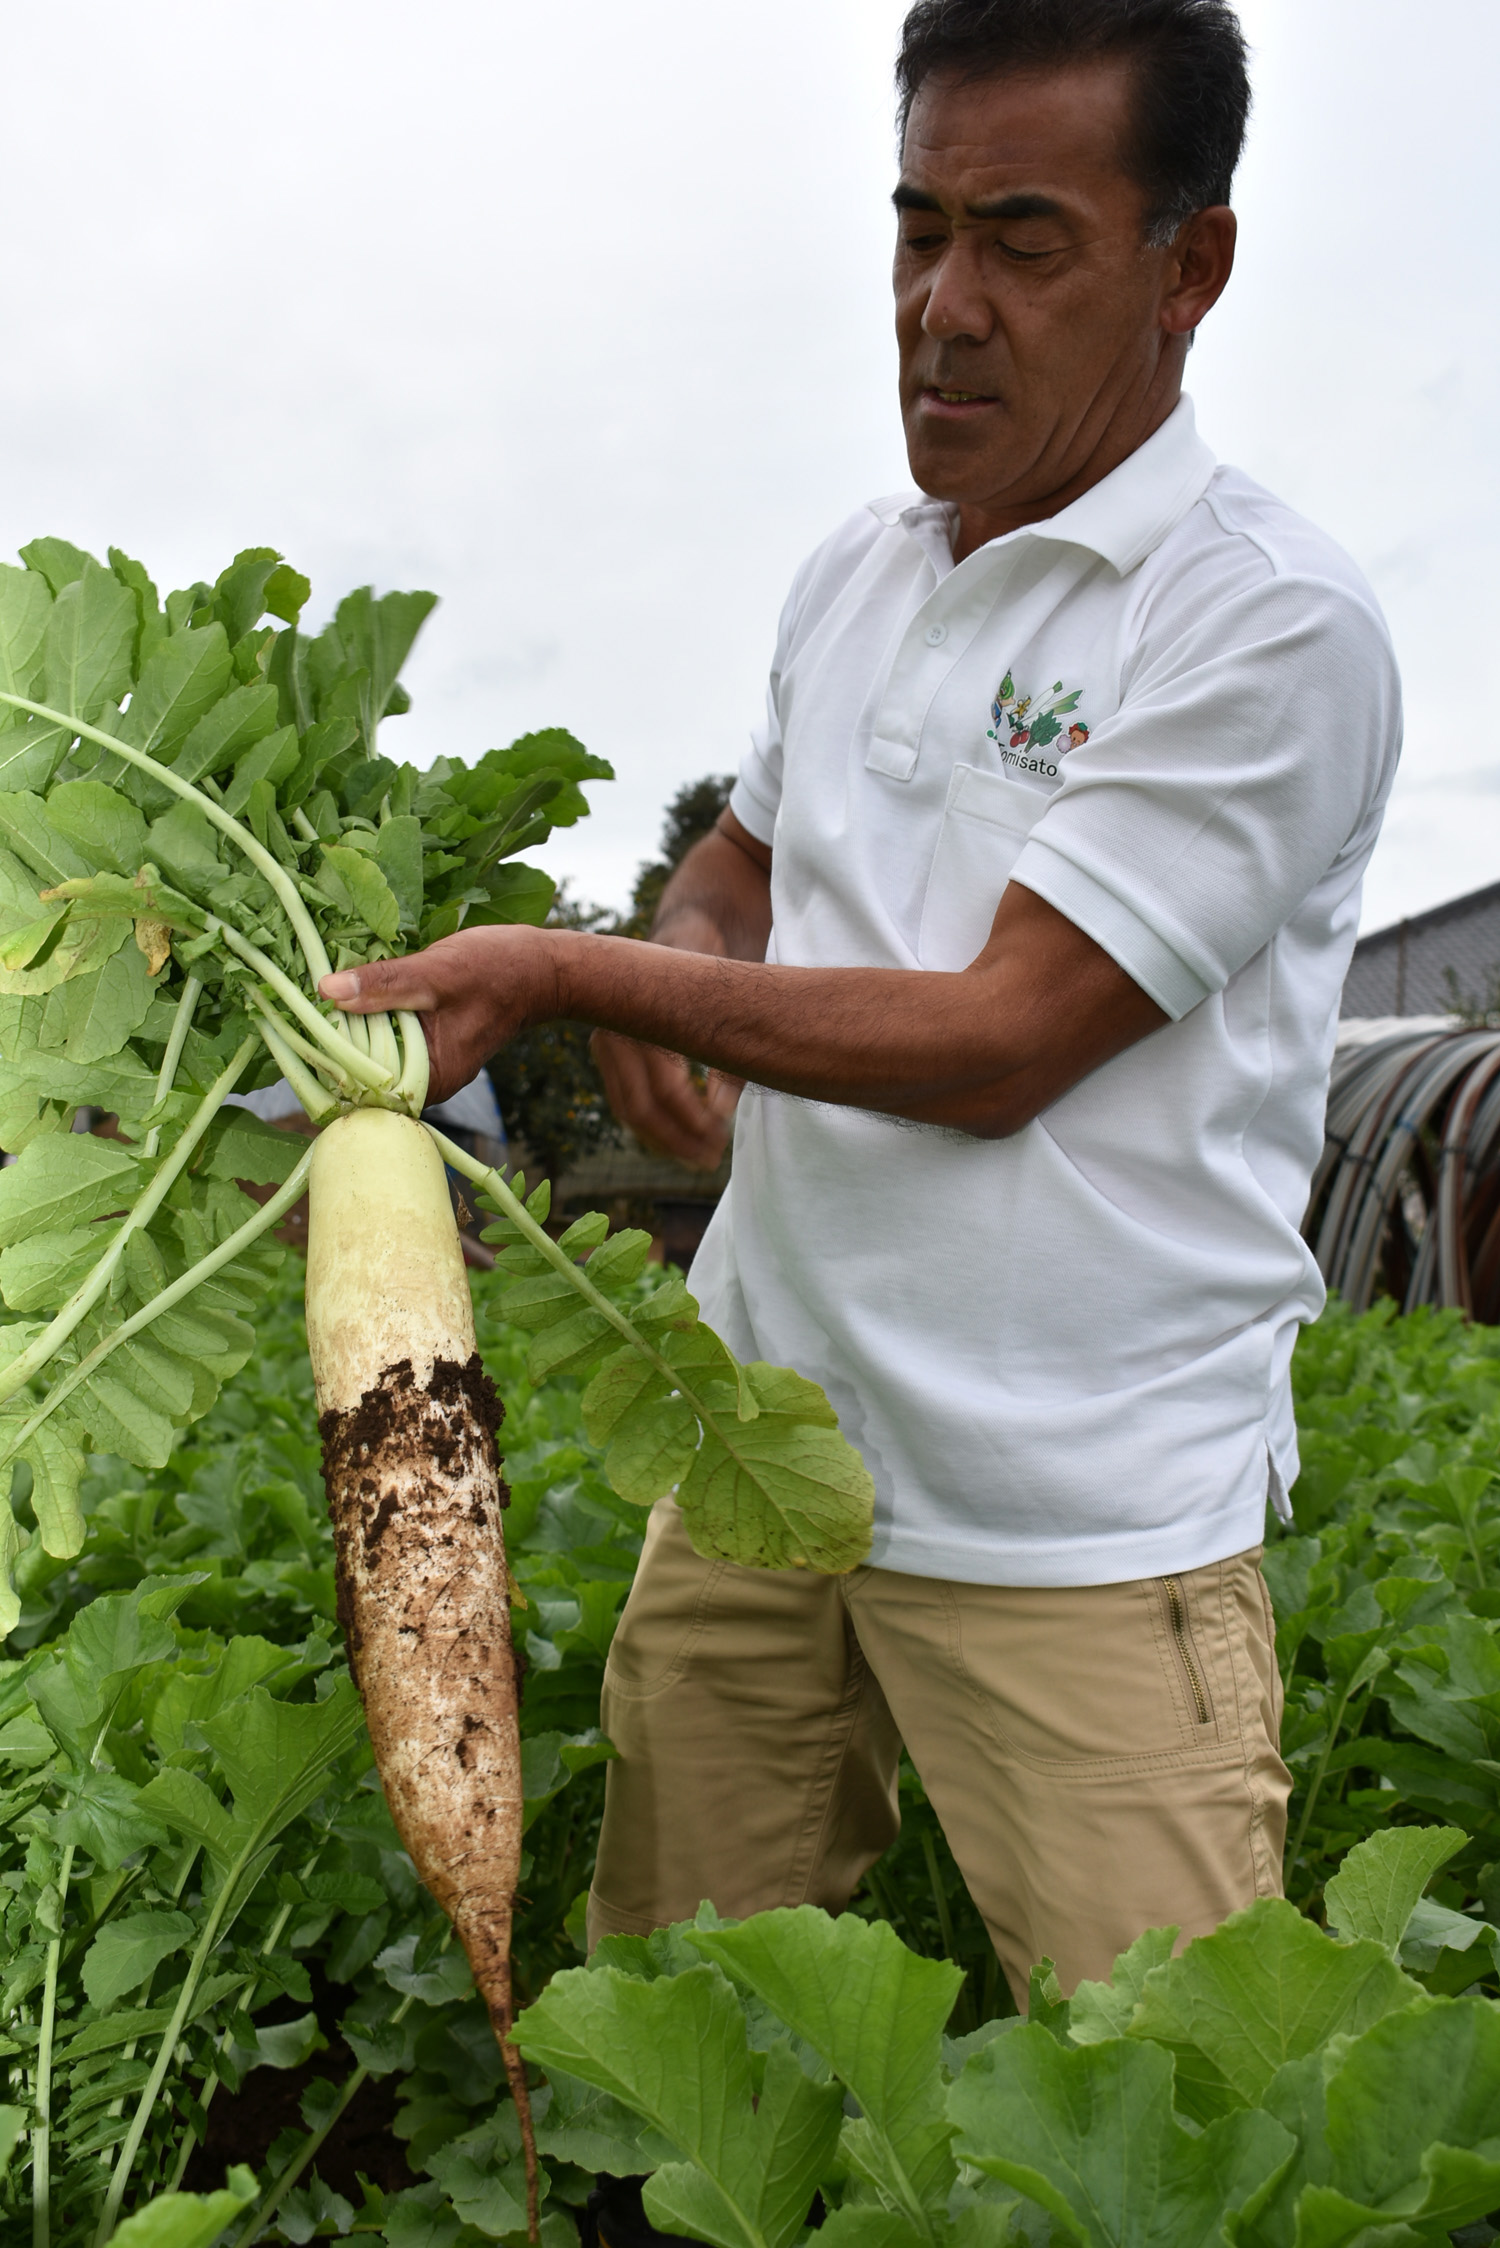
[920, 385, 999, 413]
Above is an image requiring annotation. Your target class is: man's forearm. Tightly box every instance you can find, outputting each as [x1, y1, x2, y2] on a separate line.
[551, 884, 1158, 1139]
[323, 869, 1164, 1136]
[558, 933, 1002, 1130]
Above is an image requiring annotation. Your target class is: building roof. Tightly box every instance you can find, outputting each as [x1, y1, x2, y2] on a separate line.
[1342, 880, 1500, 1018]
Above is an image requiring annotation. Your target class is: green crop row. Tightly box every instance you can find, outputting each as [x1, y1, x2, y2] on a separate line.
[2, 1268, 1498, 2244]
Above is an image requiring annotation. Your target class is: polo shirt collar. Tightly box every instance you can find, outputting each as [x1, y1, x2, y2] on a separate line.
[869, 394, 1217, 578]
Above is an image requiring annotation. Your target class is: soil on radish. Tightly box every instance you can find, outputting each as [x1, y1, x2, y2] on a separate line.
[317, 1337, 538, 2230]
[318, 1352, 509, 1688]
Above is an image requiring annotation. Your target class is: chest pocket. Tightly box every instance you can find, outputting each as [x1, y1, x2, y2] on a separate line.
[916, 763, 1051, 970]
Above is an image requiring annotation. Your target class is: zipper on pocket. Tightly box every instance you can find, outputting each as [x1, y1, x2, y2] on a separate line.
[1161, 1576, 1211, 1725]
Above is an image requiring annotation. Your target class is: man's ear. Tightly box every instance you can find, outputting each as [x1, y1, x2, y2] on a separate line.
[1160, 205, 1237, 337]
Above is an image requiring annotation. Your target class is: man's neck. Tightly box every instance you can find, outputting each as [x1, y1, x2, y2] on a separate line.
[949, 379, 1183, 564]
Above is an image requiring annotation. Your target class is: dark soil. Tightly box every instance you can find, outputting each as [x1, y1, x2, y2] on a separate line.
[179, 2033, 415, 2201]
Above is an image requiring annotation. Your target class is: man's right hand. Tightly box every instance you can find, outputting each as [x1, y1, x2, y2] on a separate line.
[591, 1033, 742, 1171]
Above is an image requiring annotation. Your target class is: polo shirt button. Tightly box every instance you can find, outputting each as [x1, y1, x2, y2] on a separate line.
[924, 622, 948, 646]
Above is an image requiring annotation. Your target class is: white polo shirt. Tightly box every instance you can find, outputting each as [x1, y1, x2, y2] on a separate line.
[689, 397, 1402, 1587]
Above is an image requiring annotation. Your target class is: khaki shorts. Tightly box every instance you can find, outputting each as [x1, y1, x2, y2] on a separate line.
[588, 1499, 1290, 2003]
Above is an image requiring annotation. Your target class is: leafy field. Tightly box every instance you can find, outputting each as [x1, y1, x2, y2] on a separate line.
[3, 1265, 1500, 2242]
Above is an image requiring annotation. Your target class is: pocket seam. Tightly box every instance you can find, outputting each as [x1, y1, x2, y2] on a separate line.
[916, 763, 1049, 970]
[602, 1556, 730, 1702]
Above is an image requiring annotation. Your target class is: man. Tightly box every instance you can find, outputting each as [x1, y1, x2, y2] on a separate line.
[326, 0, 1400, 2003]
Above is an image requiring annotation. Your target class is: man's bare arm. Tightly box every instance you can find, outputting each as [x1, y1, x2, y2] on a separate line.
[321, 866, 1169, 1140]
[590, 810, 773, 1169]
[648, 810, 773, 959]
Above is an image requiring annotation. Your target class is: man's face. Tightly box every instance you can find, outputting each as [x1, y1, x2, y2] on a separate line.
[894, 61, 1208, 536]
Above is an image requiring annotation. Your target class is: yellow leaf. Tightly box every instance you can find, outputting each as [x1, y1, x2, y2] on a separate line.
[134, 917, 172, 975]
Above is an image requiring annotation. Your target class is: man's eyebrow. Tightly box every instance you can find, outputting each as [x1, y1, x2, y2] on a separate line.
[892, 183, 1066, 222]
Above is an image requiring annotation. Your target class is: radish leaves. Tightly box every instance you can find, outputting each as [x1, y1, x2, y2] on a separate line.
[0, 536, 874, 1630]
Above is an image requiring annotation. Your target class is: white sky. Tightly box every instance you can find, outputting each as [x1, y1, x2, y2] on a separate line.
[2, 0, 1495, 934]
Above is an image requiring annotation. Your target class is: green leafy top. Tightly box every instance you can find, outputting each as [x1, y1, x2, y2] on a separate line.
[0, 540, 609, 1615]
[0, 537, 874, 1618]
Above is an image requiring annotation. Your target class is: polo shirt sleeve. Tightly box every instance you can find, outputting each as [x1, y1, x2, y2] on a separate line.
[730, 549, 827, 848]
[1009, 571, 1403, 1020]
[729, 673, 782, 849]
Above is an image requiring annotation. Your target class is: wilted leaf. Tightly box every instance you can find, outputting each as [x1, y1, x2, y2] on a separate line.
[135, 916, 172, 974]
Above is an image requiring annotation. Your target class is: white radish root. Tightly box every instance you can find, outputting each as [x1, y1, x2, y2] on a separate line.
[305, 1109, 537, 2234]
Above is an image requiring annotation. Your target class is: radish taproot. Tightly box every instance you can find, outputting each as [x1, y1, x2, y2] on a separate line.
[0, 540, 875, 2228]
[307, 1105, 537, 2208]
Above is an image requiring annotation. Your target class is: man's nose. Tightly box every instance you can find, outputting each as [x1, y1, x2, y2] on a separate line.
[921, 240, 995, 345]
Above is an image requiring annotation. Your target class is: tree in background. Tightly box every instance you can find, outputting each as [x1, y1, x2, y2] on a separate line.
[486, 775, 735, 1179]
[617, 772, 737, 936]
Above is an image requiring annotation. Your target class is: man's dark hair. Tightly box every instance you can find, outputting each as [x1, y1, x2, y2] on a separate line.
[896, 0, 1250, 245]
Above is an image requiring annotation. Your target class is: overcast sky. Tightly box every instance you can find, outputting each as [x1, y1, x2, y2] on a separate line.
[3, 0, 1495, 934]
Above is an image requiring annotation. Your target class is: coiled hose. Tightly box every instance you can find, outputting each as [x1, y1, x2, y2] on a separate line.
[1306, 1026, 1500, 1316]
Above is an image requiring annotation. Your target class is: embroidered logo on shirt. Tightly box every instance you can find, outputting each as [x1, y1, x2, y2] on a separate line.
[987, 670, 1090, 779]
